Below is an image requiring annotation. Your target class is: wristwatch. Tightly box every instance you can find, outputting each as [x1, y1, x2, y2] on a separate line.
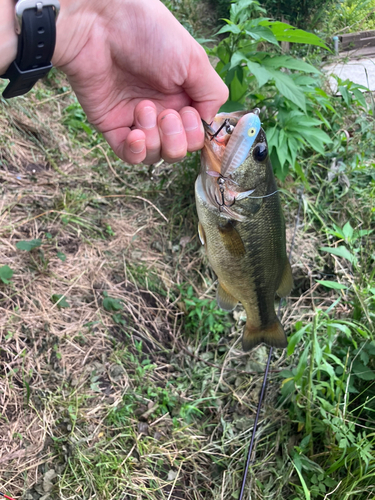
[1, 0, 60, 99]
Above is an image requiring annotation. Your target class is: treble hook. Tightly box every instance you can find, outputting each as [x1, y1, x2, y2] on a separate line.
[202, 119, 230, 141]
[214, 175, 236, 212]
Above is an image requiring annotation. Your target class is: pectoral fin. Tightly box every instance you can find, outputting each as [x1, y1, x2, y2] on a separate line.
[242, 318, 287, 351]
[198, 222, 206, 246]
[218, 222, 246, 257]
[217, 282, 238, 311]
[277, 259, 293, 298]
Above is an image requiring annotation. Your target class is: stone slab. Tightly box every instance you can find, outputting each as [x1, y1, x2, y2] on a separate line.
[323, 57, 375, 93]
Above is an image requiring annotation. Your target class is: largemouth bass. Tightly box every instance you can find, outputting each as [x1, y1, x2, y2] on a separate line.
[195, 110, 293, 350]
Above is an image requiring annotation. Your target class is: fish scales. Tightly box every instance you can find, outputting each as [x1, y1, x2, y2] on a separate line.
[195, 111, 293, 350]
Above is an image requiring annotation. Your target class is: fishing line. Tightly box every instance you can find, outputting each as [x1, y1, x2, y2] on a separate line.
[237, 189, 303, 500]
[245, 189, 278, 200]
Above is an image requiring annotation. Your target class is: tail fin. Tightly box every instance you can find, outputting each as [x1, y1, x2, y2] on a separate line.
[242, 318, 287, 351]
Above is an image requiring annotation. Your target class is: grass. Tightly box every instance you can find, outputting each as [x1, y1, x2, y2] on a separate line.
[0, 64, 374, 500]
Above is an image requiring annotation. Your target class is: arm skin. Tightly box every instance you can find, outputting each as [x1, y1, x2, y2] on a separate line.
[1, 0, 228, 165]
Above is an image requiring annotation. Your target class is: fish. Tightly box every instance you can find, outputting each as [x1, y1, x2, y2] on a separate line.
[195, 109, 293, 351]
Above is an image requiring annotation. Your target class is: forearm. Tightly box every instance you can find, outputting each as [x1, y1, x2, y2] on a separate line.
[0, 1, 17, 74]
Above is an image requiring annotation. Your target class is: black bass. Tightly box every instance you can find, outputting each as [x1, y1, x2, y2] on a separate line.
[195, 110, 293, 350]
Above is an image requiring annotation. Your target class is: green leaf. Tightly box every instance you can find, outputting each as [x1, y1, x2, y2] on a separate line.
[288, 126, 332, 154]
[360, 350, 369, 365]
[265, 126, 277, 145]
[51, 294, 70, 308]
[268, 69, 306, 111]
[216, 24, 241, 35]
[352, 360, 375, 380]
[245, 25, 278, 45]
[342, 222, 353, 242]
[16, 239, 43, 251]
[287, 324, 310, 355]
[338, 86, 351, 106]
[247, 61, 272, 87]
[216, 44, 230, 64]
[229, 51, 246, 70]
[294, 161, 308, 185]
[229, 72, 248, 102]
[57, 251, 66, 262]
[0, 265, 14, 284]
[262, 21, 329, 49]
[320, 246, 357, 264]
[225, 67, 236, 86]
[262, 55, 320, 74]
[277, 141, 289, 169]
[295, 345, 309, 382]
[286, 115, 323, 128]
[292, 454, 311, 500]
[352, 88, 367, 108]
[219, 101, 245, 113]
[316, 280, 347, 290]
[103, 295, 123, 312]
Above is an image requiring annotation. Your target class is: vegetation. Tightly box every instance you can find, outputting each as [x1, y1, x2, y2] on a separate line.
[323, 0, 375, 34]
[259, 0, 333, 28]
[0, 1, 374, 500]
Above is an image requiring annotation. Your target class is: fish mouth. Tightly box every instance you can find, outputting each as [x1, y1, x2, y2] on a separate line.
[201, 109, 262, 169]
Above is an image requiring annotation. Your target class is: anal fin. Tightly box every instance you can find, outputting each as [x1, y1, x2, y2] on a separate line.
[217, 282, 238, 311]
[242, 318, 287, 351]
[277, 259, 293, 298]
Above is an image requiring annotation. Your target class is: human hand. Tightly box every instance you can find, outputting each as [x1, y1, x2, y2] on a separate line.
[53, 0, 228, 164]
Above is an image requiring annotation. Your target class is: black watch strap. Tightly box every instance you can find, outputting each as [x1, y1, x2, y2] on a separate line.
[1, 0, 60, 99]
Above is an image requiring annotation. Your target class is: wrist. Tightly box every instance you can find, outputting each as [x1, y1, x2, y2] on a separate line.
[0, 1, 18, 74]
[53, 0, 105, 68]
[53, 0, 163, 69]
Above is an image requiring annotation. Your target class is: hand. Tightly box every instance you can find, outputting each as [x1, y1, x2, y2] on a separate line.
[53, 0, 228, 164]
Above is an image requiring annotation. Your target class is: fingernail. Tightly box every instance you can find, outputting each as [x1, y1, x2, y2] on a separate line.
[138, 106, 156, 129]
[130, 139, 145, 154]
[181, 111, 200, 132]
[160, 113, 183, 136]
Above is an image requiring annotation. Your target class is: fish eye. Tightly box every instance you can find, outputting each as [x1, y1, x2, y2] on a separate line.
[253, 142, 268, 162]
[248, 127, 257, 137]
[225, 123, 235, 134]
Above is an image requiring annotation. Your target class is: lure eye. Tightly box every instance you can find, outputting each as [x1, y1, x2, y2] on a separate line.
[248, 127, 257, 137]
[253, 142, 268, 162]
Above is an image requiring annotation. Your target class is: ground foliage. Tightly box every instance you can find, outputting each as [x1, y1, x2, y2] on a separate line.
[0, 3, 375, 500]
[322, 0, 375, 35]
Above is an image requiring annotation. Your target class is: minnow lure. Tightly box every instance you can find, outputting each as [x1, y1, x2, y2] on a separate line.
[202, 112, 261, 219]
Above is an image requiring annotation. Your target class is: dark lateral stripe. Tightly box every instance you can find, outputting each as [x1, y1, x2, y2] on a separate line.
[250, 238, 273, 327]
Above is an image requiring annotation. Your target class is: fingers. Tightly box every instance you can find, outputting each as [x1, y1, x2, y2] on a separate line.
[105, 103, 204, 165]
[134, 101, 160, 164]
[103, 127, 148, 165]
[157, 107, 203, 163]
[180, 107, 205, 152]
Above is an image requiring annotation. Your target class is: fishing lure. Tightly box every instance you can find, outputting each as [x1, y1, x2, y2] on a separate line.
[202, 112, 261, 218]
